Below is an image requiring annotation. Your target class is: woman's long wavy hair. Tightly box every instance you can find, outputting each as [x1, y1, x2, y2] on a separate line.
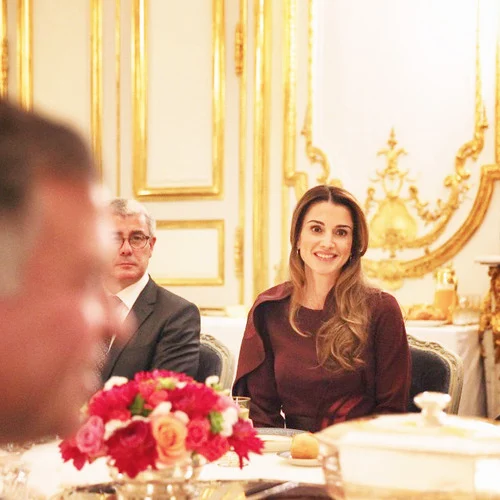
[288, 185, 374, 371]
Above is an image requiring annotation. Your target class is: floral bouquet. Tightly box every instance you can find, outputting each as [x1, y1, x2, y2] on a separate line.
[59, 370, 263, 479]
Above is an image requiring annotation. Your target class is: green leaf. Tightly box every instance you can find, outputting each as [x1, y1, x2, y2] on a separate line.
[157, 378, 177, 390]
[208, 412, 223, 434]
[130, 395, 146, 416]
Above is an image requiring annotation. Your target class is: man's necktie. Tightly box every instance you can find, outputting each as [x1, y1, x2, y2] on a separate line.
[110, 294, 127, 322]
[107, 294, 125, 350]
[95, 295, 123, 383]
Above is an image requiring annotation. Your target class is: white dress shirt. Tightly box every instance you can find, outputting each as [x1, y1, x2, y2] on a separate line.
[112, 272, 150, 322]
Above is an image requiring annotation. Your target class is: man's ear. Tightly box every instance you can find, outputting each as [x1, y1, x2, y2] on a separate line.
[149, 236, 157, 252]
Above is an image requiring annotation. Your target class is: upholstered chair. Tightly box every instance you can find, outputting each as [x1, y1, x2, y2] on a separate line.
[195, 333, 235, 390]
[407, 334, 464, 415]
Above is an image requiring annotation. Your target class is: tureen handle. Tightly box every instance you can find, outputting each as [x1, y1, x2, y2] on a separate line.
[413, 391, 451, 427]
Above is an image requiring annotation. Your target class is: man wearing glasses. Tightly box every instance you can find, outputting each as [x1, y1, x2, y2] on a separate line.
[102, 198, 200, 381]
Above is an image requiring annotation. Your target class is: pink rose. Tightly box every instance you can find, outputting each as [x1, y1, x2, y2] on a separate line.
[185, 418, 210, 450]
[75, 416, 105, 456]
[151, 414, 188, 465]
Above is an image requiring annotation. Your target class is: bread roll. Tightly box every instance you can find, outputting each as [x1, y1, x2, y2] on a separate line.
[290, 432, 319, 459]
[405, 303, 446, 321]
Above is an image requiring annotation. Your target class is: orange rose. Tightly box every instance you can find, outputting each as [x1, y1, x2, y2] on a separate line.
[151, 414, 188, 465]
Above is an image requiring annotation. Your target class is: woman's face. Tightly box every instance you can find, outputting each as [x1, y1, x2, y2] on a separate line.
[297, 201, 354, 285]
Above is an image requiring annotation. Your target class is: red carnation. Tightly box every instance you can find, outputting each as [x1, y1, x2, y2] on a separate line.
[145, 388, 169, 409]
[228, 420, 264, 467]
[106, 420, 158, 478]
[88, 382, 138, 423]
[59, 437, 89, 470]
[197, 433, 230, 462]
[168, 384, 219, 418]
[185, 418, 210, 450]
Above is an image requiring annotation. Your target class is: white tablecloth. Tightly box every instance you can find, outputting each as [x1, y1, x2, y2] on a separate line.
[20, 441, 324, 498]
[18, 438, 500, 498]
[201, 316, 487, 418]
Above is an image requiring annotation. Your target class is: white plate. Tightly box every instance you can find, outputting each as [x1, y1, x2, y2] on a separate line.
[277, 451, 321, 467]
[405, 320, 448, 327]
[258, 434, 292, 453]
[474, 255, 500, 265]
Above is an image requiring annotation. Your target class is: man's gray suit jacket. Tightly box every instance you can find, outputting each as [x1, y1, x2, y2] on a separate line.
[102, 277, 200, 381]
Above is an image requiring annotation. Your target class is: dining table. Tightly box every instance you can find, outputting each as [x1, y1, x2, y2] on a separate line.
[8, 434, 328, 499]
[9, 433, 500, 499]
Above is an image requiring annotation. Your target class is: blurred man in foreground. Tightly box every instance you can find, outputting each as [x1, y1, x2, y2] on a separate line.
[0, 100, 126, 444]
[102, 198, 200, 381]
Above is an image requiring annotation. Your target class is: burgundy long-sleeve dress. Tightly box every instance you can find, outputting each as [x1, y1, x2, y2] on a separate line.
[233, 282, 411, 432]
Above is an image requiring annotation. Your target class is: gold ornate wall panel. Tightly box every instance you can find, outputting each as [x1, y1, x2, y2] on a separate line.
[152, 219, 225, 287]
[235, 0, 247, 304]
[278, 0, 298, 284]
[282, 0, 500, 290]
[17, 0, 31, 109]
[252, 0, 272, 297]
[13, 0, 103, 172]
[9, 0, 241, 307]
[90, 0, 103, 178]
[0, 0, 7, 97]
[115, 0, 121, 195]
[132, 0, 225, 200]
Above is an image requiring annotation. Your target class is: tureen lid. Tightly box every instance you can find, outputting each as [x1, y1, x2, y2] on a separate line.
[316, 392, 500, 457]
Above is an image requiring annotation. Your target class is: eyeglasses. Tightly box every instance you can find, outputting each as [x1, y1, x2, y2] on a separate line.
[112, 233, 151, 250]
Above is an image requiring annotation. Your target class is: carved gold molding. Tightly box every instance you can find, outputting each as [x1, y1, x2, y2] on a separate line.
[90, 0, 103, 179]
[364, 164, 500, 288]
[365, 116, 485, 258]
[278, 0, 300, 283]
[301, 0, 340, 189]
[132, 0, 225, 200]
[17, 0, 31, 110]
[497, 18, 500, 166]
[234, 0, 247, 304]
[234, 16, 243, 77]
[253, 0, 272, 297]
[479, 265, 500, 363]
[115, 0, 121, 195]
[153, 220, 225, 287]
[0, 0, 7, 98]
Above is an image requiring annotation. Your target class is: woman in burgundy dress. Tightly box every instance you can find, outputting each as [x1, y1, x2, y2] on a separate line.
[233, 185, 411, 432]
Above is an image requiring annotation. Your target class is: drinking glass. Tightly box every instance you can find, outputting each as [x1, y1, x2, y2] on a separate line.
[452, 294, 481, 325]
[232, 396, 251, 420]
[217, 397, 252, 468]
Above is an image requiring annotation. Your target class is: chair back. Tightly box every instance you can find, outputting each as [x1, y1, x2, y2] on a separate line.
[407, 334, 464, 415]
[195, 333, 235, 390]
